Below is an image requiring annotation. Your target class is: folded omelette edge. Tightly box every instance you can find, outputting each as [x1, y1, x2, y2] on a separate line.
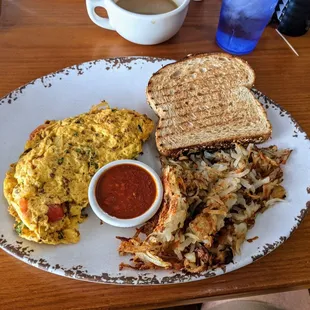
[3, 103, 154, 245]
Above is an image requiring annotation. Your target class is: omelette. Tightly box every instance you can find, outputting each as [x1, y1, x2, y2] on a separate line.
[3, 103, 154, 245]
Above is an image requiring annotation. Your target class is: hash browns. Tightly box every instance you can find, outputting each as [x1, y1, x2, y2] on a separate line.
[118, 144, 292, 272]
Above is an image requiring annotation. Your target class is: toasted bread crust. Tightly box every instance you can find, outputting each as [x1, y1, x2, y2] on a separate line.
[157, 132, 272, 157]
[147, 52, 256, 103]
[147, 53, 271, 157]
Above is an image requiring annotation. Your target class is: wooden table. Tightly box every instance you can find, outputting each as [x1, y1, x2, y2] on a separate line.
[1, 1, 309, 309]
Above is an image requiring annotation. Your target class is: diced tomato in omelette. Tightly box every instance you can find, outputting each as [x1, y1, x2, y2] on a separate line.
[3, 103, 154, 244]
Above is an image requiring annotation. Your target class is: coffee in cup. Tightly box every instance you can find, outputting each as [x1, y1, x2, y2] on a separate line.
[116, 0, 178, 15]
[86, 0, 190, 45]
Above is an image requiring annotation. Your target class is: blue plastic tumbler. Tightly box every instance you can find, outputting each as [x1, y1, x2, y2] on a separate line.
[216, 0, 279, 55]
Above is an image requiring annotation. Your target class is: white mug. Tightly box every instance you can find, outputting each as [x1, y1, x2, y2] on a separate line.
[86, 0, 190, 45]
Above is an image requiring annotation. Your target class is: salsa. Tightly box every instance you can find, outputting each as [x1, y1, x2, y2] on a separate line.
[95, 164, 157, 219]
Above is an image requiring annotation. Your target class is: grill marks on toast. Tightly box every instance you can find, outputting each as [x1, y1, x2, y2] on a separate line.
[157, 117, 244, 139]
[148, 55, 254, 93]
[148, 78, 251, 107]
[151, 88, 230, 109]
[155, 89, 247, 121]
[158, 90, 262, 132]
[147, 53, 272, 156]
[157, 115, 261, 141]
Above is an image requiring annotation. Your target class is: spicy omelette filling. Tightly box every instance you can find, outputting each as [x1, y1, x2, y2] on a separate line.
[3, 104, 154, 245]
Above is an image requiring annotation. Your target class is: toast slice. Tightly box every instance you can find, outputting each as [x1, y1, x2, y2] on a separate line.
[146, 53, 272, 157]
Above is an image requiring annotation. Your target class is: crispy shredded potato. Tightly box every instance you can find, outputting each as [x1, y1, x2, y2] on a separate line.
[118, 144, 292, 273]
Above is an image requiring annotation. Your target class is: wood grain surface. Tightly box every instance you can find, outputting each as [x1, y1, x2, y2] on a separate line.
[0, 1, 310, 309]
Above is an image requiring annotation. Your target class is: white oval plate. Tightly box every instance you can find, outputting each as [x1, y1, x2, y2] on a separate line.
[0, 57, 309, 285]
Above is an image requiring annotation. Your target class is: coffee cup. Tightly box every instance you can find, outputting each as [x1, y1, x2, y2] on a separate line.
[86, 0, 190, 45]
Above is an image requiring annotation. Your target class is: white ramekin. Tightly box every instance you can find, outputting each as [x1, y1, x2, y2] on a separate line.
[88, 159, 163, 228]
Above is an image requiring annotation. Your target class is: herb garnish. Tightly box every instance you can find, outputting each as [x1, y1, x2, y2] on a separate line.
[15, 222, 24, 235]
[58, 231, 64, 240]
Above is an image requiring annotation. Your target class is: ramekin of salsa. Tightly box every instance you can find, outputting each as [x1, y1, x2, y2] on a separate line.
[88, 160, 163, 228]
